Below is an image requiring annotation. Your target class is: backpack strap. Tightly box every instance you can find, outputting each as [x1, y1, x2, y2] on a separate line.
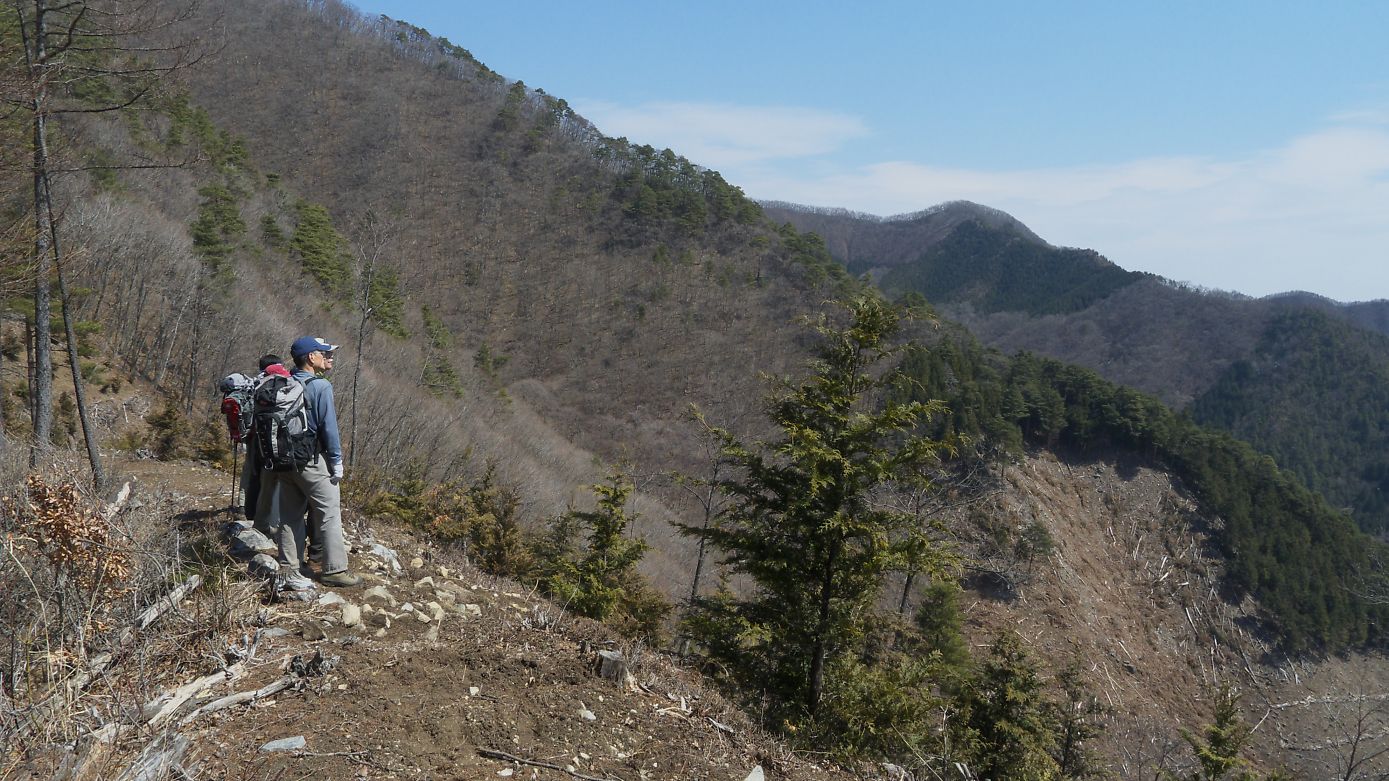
[299, 375, 319, 411]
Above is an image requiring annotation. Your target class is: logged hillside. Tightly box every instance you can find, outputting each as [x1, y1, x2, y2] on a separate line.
[771, 203, 1389, 534]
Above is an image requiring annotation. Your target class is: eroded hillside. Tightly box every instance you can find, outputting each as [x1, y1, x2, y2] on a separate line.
[942, 450, 1389, 779]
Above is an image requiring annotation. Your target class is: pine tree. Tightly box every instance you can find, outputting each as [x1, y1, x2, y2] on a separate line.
[682, 294, 951, 721]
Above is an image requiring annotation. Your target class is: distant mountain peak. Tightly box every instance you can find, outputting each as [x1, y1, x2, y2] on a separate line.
[760, 199, 1046, 246]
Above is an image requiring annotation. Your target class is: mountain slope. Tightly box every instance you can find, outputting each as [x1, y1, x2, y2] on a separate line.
[8, 1, 1389, 775]
[49, 0, 874, 593]
[1190, 308, 1389, 530]
[770, 202, 1389, 534]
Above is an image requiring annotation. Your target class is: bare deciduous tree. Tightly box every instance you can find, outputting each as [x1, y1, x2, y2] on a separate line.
[7, 0, 206, 485]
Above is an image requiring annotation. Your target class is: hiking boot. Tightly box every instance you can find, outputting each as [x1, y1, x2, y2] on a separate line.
[319, 570, 362, 588]
[278, 570, 316, 592]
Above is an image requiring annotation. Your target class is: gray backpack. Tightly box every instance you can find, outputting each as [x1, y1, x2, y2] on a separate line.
[251, 375, 318, 472]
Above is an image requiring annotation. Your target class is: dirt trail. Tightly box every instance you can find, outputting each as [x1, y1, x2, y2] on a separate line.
[83, 455, 859, 781]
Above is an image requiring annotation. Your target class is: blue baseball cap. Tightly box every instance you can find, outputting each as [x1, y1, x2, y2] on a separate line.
[290, 336, 339, 359]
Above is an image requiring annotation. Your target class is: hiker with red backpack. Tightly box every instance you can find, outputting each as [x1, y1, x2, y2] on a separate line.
[240, 354, 291, 537]
[255, 337, 362, 590]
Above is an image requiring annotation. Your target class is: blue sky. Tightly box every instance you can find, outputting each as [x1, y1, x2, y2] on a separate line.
[354, 1, 1389, 301]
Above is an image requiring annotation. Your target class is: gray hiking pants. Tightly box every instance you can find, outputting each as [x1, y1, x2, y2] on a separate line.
[263, 457, 348, 575]
[241, 446, 278, 538]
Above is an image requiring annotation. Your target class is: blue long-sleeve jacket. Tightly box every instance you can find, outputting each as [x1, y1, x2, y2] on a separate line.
[292, 368, 342, 468]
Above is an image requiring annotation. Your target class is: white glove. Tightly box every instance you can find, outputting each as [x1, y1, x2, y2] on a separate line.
[329, 462, 344, 484]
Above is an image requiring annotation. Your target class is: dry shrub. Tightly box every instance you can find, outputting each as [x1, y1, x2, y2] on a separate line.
[8, 475, 132, 597]
[1, 469, 255, 763]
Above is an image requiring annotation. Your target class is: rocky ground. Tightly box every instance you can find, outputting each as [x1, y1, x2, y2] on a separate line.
[9, 456, 866, 781]
[10, 445, 1389, 780]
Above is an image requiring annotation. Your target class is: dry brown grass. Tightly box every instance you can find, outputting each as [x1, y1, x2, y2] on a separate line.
[0, 455, 263, 776]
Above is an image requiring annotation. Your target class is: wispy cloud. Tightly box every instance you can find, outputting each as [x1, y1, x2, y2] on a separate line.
[756, 122, 1389, 299]
[566, 99, 1389, 297]
[573, 100, 870, 168]
[573, 100, 1389, 299]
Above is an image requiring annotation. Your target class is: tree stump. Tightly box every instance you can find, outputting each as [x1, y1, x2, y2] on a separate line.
[594, 650, 634, 687]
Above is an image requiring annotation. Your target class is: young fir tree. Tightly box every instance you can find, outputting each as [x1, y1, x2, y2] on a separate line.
[547, 469, 669, 639]
[1165, 683, 1287, 781]
[952, 632, 1062, 781]
[1051, 658, 1109, 779]
[682, 294, 951, 723]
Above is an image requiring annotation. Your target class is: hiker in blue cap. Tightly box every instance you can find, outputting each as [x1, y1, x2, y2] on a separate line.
[266, 336, 362, 590]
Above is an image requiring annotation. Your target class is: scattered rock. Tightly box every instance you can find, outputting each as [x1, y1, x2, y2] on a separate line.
[456, 603, 482, 618]
[424, 619, 441, 642]
[278, 588, 317, 603]
[259, 627, 292, 639]
[401, 602, 415, 613]
[437, 580, 473, 599]
[414, 576, 435, 588]
[300, 620, 327, 641]
[317, 592, 346, 606]
[409, 556, 424, 569]
[260, 736, 306, 753]
[229, 528, 277, 558]
[426, 601, 446, 622]
[743, 766, 764, 781]
[366, 612, 391, 629]
[578, 705, 597, 722]
[469, 686, 480, 696]
[367, 543, 403, 575]
[438, 566, 451, 577]
[363, 585, 398, 608]
[341, 604, 362, 628]
[248, 554, 279, 578]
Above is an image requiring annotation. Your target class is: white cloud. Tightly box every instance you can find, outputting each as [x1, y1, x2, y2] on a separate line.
[572, 99, 1389, 300]
[573, 100, 870, 168]
[738, 121, 1389, 301]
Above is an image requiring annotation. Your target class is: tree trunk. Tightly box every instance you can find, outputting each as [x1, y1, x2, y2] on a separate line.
[27, 0, 53, 465]
[687, 483, 716, 604]
[349, 263, 374, 470]
[807, 538, 840, 715]
[25, 315, 35, 430]
[0, 334, 7, 453]
[50, 206, 107, 492]
[898, 568, 916, 616]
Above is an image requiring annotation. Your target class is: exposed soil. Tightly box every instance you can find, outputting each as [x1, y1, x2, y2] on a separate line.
[51, 453, 861, 781]
[16, 446, 1389, 781]
[951, 449, 1389, 778]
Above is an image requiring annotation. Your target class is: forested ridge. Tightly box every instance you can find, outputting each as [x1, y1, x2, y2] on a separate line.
[892, 325, 1389, 652]
[773, 201, 1389, 537]
[1191, 308, 1389, 535]
[878, 220, 1151, 316]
